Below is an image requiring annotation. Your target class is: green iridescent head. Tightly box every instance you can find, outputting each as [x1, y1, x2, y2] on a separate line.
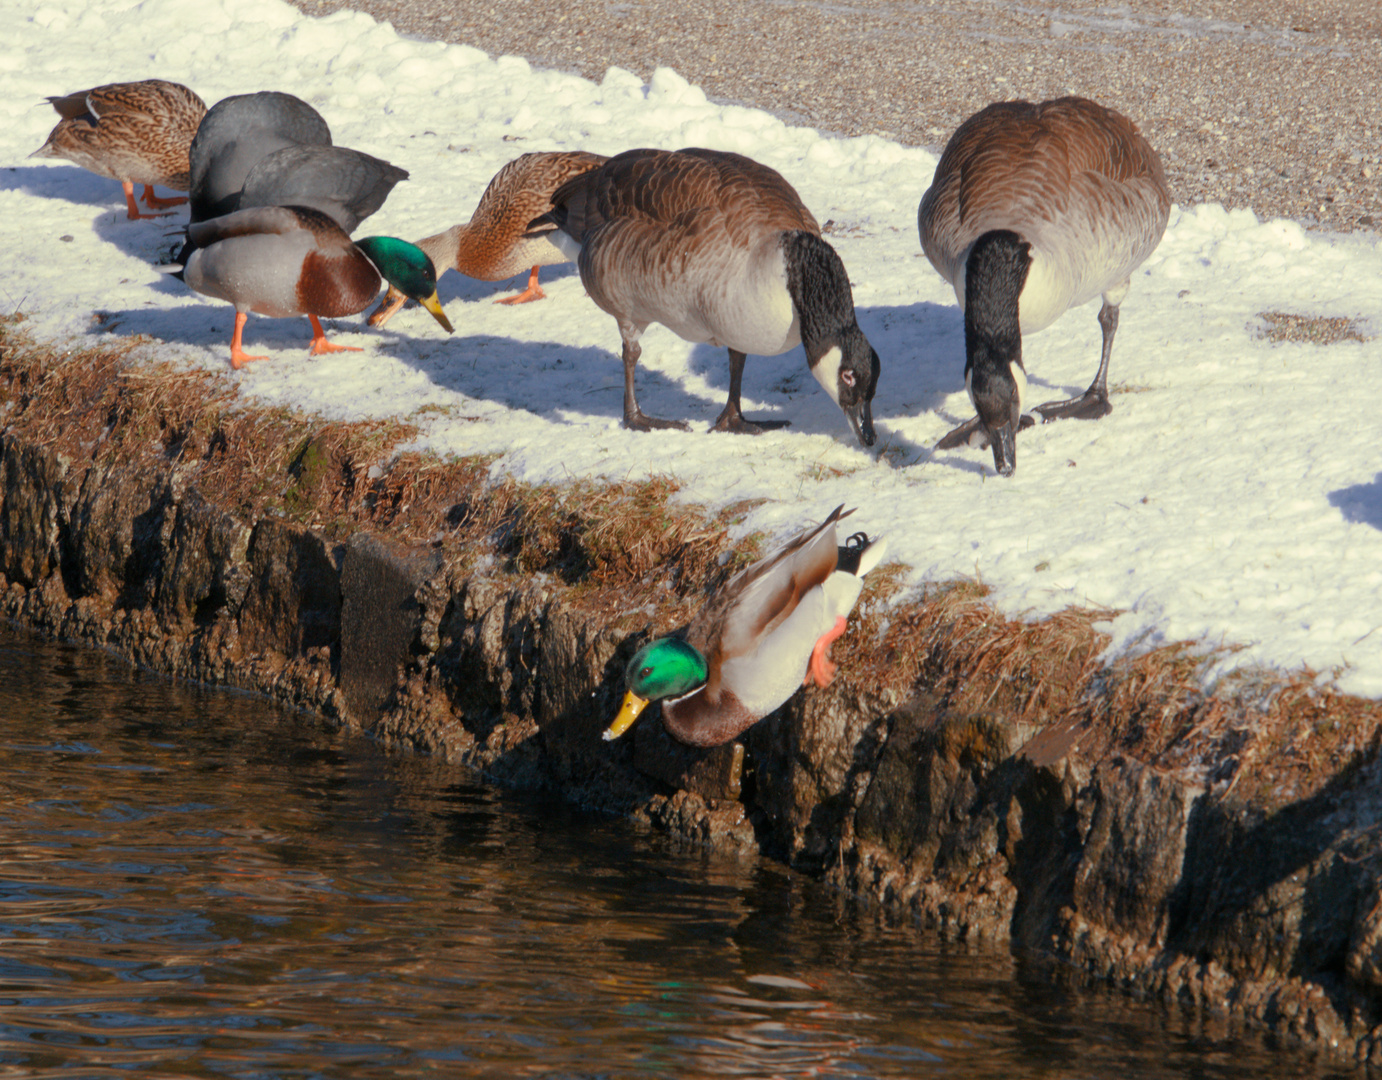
[603, 638, 709, 742]
[354, 236, 454, 333]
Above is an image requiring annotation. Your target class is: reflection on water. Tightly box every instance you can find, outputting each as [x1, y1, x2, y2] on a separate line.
[0, 623, 1349, 1079]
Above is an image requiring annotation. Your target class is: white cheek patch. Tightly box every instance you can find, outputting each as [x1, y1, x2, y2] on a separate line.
[1010, 360, 1027, 414]
[812, 346, 843, 405]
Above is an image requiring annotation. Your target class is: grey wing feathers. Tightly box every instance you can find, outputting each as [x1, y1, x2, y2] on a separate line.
[239, 144, 408, 233]
[185, 204, 313, 246]
[188, 91, 332, 222]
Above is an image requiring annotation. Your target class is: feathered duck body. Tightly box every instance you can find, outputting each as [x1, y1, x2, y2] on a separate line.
[30, 79, 207, 219]
[368, 150, 608, 327]
[180, 204, 452, 368]
[188, 91, 333, 223]
[533, 147, 880, 444]
[918, 96, 1170, 475]
[606, 505, 887, 749]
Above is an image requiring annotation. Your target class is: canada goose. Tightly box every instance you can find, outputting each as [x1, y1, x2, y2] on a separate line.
[31, 79, 207, 220]
[606, 506, 886, 748]
[918, 96, 1170, 476]
[531, 147, 880, 445]
[368, 150, 608, 327]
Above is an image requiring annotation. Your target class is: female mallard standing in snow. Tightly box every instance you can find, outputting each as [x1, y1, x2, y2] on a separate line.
[529, 147, 880, 445]
[31, 79, 207, 220]
[176, 204, 452, 369]
[606, 506, 886, 749]
[918, 96, 1170, 476]
[367, 150, 609, 326]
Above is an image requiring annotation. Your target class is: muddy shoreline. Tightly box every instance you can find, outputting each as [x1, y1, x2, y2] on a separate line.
[2, 324, 1380, 1066]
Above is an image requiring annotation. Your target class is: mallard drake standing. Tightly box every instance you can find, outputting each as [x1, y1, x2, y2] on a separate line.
[918, 96, 1170, 476]
[606, 505, 886, 748]
[31, 79, 207, 220]
[176, 205, 453, 369]
[368, 150, 608, 328]
[530, 148, 880, 444]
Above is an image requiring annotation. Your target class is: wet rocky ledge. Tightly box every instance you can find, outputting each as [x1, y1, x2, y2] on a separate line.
[2, 324, 1381, 1067]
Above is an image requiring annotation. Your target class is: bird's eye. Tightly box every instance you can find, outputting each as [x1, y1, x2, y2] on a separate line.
[639, 666, 653, 679]
[841, 370, 856, 387]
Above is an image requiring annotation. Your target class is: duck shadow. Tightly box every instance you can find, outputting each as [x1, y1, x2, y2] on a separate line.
[96, 301, 714, 426]
[432, 261, 581, 307]
[4, 163, 126, 211]
[1329, 475, 1382, 530]
[9, 164, 192, 261]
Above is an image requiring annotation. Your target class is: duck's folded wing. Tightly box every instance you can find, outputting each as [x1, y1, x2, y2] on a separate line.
[698, 507, 850, 682]
[185, 205, 309, 246]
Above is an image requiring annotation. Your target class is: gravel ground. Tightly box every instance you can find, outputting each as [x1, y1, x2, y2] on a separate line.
[295, 0, 1380, 234]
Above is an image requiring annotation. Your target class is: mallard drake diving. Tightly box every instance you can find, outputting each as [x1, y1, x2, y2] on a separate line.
[31, 79, 207, 220]
[368, 150, 608, 328]
[529, 148, 880, 444]
[175, 204, 453, 369]
[918, 96, 1171, 476]
[605, 505, 886, 748]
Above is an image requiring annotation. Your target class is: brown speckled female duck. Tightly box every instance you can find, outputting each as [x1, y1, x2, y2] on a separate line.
[368, 150, 608, 327]
[178, 205, 452, 369]
[529, 147, 880, 444]
[31, 79, 207, 220]
[918, 96, 1171, 476]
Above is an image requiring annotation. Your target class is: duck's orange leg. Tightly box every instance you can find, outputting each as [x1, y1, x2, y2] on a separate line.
[494, 266, 546, 305]
[804, 616, 848, 688]
[307, 315, 363, 356]
[120, 180, 171, 220]
[140, 184, 188, 210]
[229, 312, 269, 370]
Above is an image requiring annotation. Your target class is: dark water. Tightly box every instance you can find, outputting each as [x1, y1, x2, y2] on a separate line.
[0, 624, 1350, 1079]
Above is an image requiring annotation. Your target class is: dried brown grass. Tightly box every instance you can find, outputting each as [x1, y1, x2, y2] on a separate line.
[2, 319, 1378, 807]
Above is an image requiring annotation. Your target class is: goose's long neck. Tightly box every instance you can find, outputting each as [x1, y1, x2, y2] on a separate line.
[781, 230, 858, 353]
[963, 229, 1030, 374]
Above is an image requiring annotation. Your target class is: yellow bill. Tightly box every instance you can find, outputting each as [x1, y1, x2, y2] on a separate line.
[603, 689, 650, 741]
[420, 291, 454, 334]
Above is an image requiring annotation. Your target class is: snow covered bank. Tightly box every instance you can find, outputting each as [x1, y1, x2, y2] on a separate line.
[5, 0, 1380, 695]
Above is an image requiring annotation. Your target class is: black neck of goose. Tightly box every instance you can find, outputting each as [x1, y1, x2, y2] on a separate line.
[963, 229, 1030, 368]
[782, 230, 858, 353]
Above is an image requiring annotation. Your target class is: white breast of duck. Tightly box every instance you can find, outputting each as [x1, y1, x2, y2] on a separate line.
[717, 566, 867, 719]
[186, 229, 320, 318]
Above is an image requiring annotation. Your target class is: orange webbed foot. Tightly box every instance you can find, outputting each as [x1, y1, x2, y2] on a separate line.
[308, 315, 364, 356]
[493, 266, 546, 305]
[805, 616, 848, 688]
[140, 185, 189, 210]
[228, 312, 269, 369]
[121, 182, 172, 220]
